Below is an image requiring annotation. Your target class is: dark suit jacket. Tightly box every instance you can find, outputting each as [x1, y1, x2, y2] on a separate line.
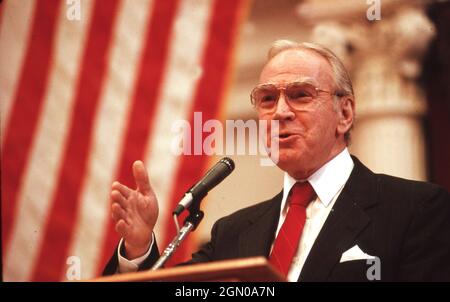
[103, 157, 450, 281]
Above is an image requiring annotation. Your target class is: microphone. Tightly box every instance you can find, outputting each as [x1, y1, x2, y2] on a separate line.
[173, 157, 235, 216]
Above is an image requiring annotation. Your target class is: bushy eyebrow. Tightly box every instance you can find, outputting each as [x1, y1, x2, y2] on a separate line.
[260, 77, 320, 88]
[292, 77, 319, 86]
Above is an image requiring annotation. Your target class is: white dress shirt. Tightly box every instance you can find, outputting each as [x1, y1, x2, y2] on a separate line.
[117, 234, 155, 273]
[276, 148, 354, 281]
[118, 148, 354, 278]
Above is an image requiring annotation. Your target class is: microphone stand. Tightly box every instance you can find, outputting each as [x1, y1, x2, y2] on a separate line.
[151, 205, 204, 270]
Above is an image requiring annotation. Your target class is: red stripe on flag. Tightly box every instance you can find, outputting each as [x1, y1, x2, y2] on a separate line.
[164, 0, 245, 266]
[30, 0, 121, 281]
[1, 0, 60, 255]
[96, 0, 180, 275]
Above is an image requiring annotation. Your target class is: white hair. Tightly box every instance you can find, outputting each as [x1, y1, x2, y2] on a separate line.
[268, 39, 354, 97]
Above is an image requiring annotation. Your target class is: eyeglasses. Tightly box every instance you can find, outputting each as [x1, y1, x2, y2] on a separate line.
[250, 82, 339, 113]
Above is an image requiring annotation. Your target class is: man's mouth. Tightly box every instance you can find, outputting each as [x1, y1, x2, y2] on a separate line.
[272, 132, 298, 140]
[279, 133, 291, 139]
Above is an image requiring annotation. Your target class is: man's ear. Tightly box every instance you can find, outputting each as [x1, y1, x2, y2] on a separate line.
[336, 96, 355, 137]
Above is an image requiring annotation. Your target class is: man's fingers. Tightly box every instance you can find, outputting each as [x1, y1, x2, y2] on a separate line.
[112, 181, 132, 199]
[111, 203, 127, 222]
[115, 220, 129, 237]
[111, 190, 128, 209]
[132, 160, 152, 195]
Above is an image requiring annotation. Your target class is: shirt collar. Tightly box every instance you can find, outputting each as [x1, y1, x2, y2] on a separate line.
[281, 148, 354, 212]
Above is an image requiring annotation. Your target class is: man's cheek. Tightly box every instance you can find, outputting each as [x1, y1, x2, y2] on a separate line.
[261, 119, 273, 148]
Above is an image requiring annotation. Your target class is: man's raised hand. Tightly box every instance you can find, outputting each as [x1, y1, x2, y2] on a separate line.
[110, 160, 159, 259]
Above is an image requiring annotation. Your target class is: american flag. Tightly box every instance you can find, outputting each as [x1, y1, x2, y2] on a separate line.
[1, 0, 247, 281]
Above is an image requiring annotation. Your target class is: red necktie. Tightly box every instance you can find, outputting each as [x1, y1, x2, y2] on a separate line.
[269, 181, 315, 277]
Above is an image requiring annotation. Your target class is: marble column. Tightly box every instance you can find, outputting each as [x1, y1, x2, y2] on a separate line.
[298, 2, 435, 181]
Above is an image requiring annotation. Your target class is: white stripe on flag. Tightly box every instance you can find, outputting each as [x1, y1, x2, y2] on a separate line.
[3, 1, 94, 281]
[0, 0, 36, 145]
[67, 0, 154, 280]
[146, 0, 213, 243]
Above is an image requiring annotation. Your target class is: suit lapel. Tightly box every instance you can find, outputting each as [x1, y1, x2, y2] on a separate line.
[299, 157, 378, 281]
[238, 192, 283, 258]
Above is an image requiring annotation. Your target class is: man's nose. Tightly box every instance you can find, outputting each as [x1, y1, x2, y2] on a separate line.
[273, 93, 295, 121]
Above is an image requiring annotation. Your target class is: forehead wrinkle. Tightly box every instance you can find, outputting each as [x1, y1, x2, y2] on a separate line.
[259, 49, 334, 89]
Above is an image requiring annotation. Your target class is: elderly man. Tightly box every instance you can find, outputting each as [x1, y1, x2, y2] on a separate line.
[103, 40, 450, 281]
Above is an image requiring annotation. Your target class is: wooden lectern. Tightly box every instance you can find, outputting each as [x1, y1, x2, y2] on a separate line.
[91, 257, 286, 282]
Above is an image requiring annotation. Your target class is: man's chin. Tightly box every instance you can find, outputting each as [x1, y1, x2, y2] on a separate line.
[275, 153, 300, 171]
[274, 152, 312, 177]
